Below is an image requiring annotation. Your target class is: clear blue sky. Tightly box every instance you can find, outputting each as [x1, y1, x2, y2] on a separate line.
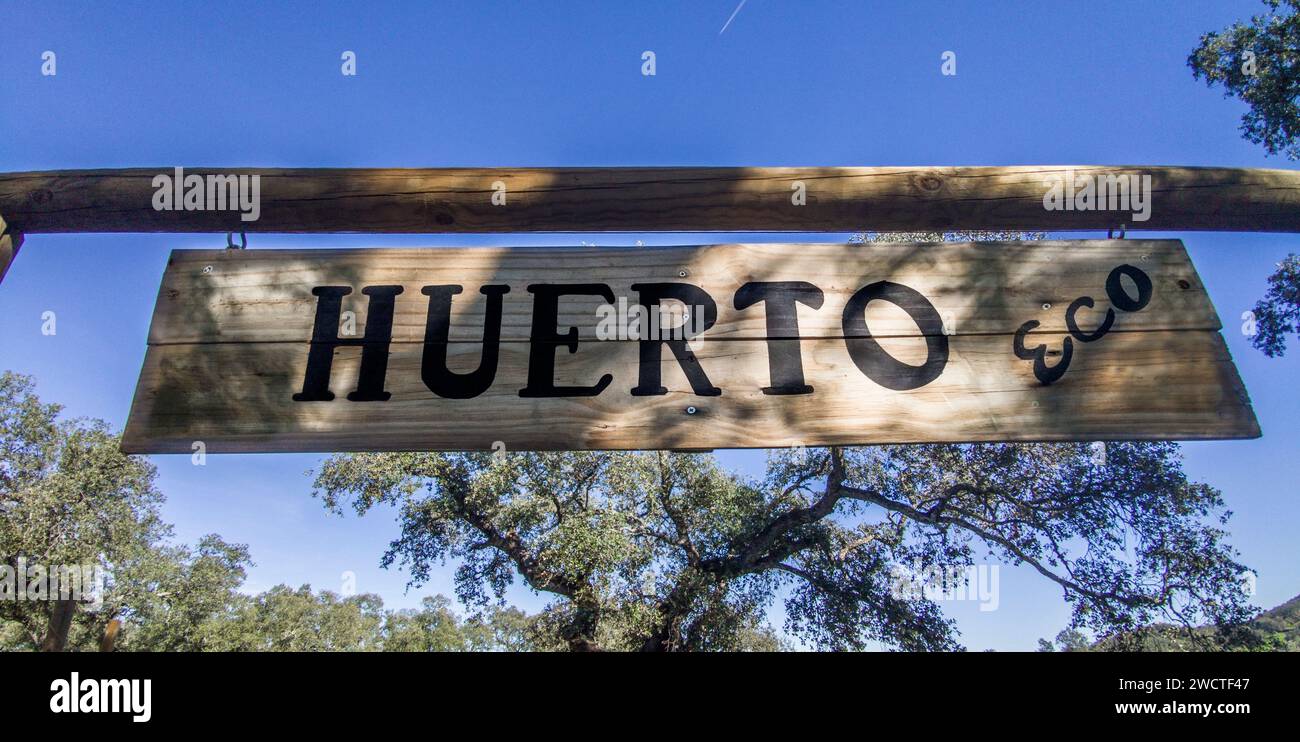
[2, 0, 1297, 650]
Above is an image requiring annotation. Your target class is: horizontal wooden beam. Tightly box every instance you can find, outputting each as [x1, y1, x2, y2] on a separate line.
[3, 166, 1300, 234]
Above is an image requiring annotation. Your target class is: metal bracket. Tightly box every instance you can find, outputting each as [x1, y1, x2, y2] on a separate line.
[226, 231, 247, 250]
[1107, 224, 1127, 240]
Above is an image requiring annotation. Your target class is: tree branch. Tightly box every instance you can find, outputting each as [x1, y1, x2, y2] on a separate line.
[832, 481, 1154, 609]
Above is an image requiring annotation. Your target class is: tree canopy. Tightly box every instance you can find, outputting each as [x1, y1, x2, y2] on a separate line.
[0, 370, 546, 652]
[1188, 4, 1300, 358]
[1189, 0, 1300, 159]
[1247, 254, 1300, 357]
[0, 370, 173, 650]
[311, 442, 1255, 651]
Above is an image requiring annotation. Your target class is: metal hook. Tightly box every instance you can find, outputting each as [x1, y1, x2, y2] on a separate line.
[226, 232, 247, 250]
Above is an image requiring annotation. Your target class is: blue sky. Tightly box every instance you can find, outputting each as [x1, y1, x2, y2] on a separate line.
[2, 0, 1297, 650]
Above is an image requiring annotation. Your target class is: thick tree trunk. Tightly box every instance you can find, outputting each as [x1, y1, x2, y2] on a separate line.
[565, 603, 603, 652]
[40, 599, 76, 652]
[641, 578, 706, 651]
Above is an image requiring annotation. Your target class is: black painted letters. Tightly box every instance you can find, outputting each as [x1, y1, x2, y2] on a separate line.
[841, 281, 949, 391]
[734, 281, 823, 395]
[420, 285, 509, 399]
[294, 285, 403, 402]
[518, 284, 615, 398]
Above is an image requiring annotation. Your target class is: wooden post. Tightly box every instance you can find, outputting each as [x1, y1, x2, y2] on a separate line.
[2, 166, 1299, 233]
[0, 214, 21, 285]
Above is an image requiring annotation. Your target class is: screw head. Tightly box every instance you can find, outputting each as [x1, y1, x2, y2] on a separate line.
[685, 406, 698, 415]
[678, 270, 688, 278]
[1041, 302, 1051, 311]
[202, 265, 214, 274]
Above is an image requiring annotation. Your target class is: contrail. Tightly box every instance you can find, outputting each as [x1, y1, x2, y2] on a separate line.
[719, 0, 748, 35]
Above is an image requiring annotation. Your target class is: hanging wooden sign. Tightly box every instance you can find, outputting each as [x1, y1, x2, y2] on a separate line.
[120, 240, 1259, 453]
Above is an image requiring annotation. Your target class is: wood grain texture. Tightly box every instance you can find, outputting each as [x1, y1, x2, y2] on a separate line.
[0, 215, 21, 284]
[121, 241, 1259, 453]
[147, 241, 1219, 343]
[4, 166, 1300, 233]
[121, 332, 1257, 453]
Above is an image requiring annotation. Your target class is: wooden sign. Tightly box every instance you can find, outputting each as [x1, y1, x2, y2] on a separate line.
[121, 241, 1259, 453]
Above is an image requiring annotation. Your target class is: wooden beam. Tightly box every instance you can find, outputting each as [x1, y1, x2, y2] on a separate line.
[3, 166, 1299, 234]
[0, 214, 22, 284]
[121, 241, 1259, 454]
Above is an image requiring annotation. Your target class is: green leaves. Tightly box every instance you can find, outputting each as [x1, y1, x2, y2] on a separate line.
[0, 371, 171, 650]
[1249, 253, 1300, 356]
[310, 439, 1254, 651]
[1190, 0, 1300, 159]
